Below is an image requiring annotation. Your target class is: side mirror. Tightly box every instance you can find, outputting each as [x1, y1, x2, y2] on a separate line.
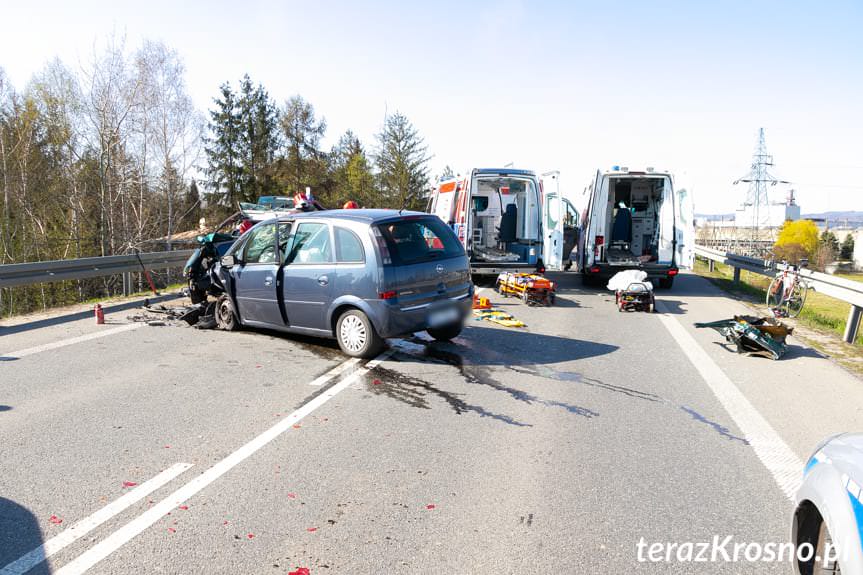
[220, 254, 237, 268]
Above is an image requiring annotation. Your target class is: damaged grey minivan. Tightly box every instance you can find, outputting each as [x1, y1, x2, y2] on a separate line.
[214, 209, 474, 358]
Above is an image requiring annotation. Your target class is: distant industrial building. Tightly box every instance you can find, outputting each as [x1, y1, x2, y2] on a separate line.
[734, 188, 800, 228]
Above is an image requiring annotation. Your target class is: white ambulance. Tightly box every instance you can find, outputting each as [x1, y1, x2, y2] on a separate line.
[429, 168, 579, 277]
[575, 166, 694, 288]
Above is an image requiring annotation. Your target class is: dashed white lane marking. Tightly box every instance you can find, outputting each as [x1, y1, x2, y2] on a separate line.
[308, 357, 361, 386]
[54, 349, 395, 575]
[0, 463, 193, 575]
[0, 323, 142, 360]
[655, 300, 803, 501]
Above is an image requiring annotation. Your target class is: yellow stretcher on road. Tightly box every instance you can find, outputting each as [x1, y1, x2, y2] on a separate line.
[495, 272, 556, 306]
[472, 308, 526, 328]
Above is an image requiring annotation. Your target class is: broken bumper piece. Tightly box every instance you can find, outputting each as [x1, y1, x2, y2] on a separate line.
[695, 315, 793, 360]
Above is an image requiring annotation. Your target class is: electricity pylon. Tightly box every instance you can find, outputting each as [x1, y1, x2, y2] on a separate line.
[733, 128, 790, 251]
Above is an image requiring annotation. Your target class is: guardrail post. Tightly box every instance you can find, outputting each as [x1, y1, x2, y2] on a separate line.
[844, 305, 862, 344]
[733, 267, 741, 284]
[708, 260, 715, 272]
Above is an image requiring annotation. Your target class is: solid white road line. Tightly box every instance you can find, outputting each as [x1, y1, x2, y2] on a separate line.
[0, 463, 193, 575]
[54, 349, 395, 575]
[308, 357, 361, 386]
[0, 323, 142, 360]
[655, 300, 803, 501]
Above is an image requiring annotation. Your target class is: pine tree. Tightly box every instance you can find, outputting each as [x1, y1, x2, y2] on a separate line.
[329, 131, 376, 207]
[279, 95, 326, 197]
[204, 83, 242, 209]
[374, 112, 430, 210]
[840, 233, 855, 260]
[237, 75, 279, 201]
[820, 230, 839, 257]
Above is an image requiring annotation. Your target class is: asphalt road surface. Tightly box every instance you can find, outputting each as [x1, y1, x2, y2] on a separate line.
[1, 272, 861, 574]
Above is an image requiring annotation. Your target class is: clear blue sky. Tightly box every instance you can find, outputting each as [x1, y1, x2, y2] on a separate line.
[1, 0, 861, 215]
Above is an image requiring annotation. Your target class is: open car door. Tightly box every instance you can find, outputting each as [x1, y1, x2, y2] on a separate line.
[541, 171, 564, 270]
[675, 187, 694, 269]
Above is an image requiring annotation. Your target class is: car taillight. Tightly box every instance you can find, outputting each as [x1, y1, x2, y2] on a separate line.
[372, 226, 392, 265]
[379, 290, 397, 300]
[595, 235, 604, 246]
[538, 266, 545, 274]
[667, 268, 679, 276]
[589, 266, 600, 274]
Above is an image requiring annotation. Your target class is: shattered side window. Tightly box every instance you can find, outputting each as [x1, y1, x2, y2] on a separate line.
[278, 222, 292, 261]
[243, 224, 278, 264]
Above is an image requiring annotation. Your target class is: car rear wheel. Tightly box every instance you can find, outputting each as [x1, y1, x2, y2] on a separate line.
[659, 277, 674, 289]
[215, 295, 239, 331]
[427, 322, 463, 341]
[336, 309, 384, 359]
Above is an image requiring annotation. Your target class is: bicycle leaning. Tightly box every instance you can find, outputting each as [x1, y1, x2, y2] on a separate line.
[765, 257, 810, 318]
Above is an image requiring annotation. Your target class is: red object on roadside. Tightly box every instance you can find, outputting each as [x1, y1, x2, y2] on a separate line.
[288, 568, 310, 575]
[94, 303, 105, 325]
[49, 515, 63, 524]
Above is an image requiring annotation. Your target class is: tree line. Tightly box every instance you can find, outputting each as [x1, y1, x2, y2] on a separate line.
[203, 78, 431, 216]
[0, 37, 435, 316]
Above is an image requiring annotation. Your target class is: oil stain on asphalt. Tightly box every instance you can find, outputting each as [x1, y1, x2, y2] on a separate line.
[366, 366, 532, 427]
[396, 336, 749, 445]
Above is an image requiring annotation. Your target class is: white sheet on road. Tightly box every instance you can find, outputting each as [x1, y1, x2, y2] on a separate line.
[607, 270, 653, 292]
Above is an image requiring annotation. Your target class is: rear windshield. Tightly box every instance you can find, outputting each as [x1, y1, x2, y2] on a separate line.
[377, 217, 464, 264]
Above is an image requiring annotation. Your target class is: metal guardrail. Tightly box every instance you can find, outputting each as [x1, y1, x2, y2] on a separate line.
[0, 250, 195, 288]
[694, 244, 863, 344]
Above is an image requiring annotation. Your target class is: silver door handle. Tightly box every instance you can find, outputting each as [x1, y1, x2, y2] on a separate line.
[264, 276, 273, 286]
[317, 275, 329, 286]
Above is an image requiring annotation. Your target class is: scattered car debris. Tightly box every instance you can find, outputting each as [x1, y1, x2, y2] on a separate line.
[128, 301, 217, 329]
[184, 232, 235, 304]
[472, 307, 526, 328]
[695, 315, 793, 360]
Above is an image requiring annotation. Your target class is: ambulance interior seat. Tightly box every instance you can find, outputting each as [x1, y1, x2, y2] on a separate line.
[611, 206, 632, 244]
[498, 204, 517, 243]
